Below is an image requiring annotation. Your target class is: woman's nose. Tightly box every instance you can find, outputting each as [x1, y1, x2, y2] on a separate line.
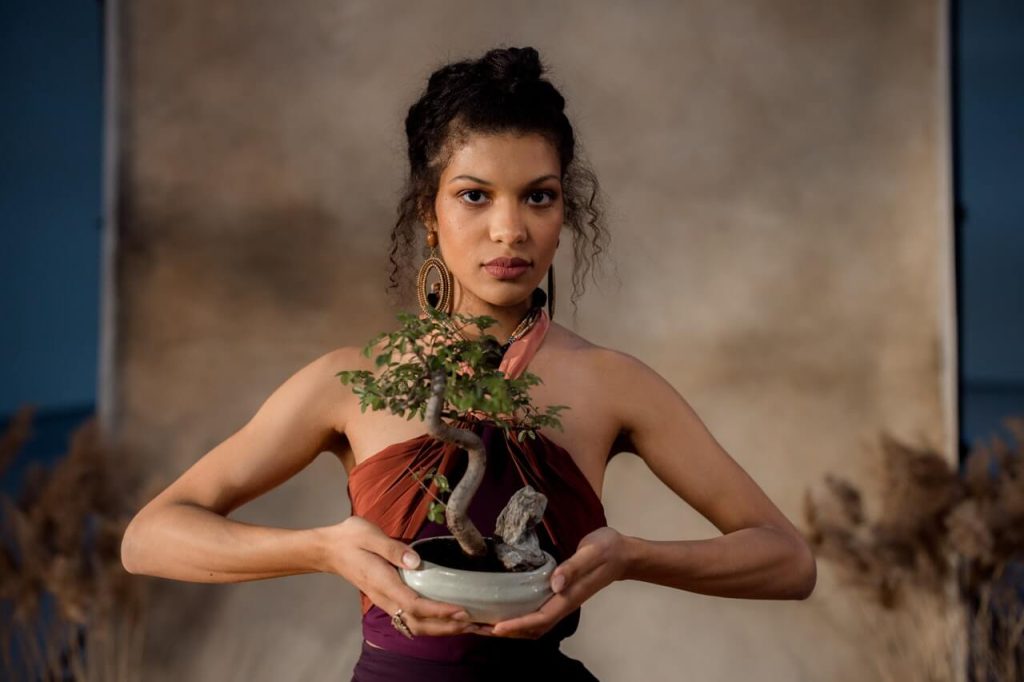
[489, 199, 528, 244]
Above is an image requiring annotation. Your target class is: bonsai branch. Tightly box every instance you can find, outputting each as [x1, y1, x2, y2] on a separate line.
[426, 367, 487, 558]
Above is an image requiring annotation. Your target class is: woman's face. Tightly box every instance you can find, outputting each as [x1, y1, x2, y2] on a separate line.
[429, 131, 563, 313]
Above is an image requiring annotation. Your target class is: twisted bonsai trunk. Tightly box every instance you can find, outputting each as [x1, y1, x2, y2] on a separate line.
[425, 367, 487, 558]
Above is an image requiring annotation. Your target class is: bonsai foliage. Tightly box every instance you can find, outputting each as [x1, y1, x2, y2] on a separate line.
[337, 308, 568, 561]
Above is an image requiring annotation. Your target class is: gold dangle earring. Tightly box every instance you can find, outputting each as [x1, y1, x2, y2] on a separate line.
[417, 227, 453, 315]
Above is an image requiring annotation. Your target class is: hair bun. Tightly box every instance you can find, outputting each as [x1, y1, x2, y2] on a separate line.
[480, 46, 543, 92]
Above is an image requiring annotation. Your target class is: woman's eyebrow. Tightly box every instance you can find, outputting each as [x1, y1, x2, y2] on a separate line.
[448, 174, 559, 186]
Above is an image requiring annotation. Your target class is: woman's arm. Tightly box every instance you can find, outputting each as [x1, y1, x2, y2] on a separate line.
[620, 526, 814, 600]
[122, 504, 331, 582]
[121, 347, 481, 635]
[480, 349, 816, 639]
[608, 350, 817, 600]
[120, 349, 351, 582]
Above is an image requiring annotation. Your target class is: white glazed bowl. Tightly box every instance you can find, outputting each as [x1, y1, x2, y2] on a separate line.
[398, 536, 556, 624]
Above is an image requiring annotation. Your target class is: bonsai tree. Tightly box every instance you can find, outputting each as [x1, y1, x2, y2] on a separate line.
[337, 308, 568, 571]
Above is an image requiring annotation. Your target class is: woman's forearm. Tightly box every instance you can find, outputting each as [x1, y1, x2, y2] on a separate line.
[121, 502, 328, 583]
[621, 525, 816, 600]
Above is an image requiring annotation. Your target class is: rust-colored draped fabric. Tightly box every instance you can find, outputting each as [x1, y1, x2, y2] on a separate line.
[346, 309, 608, 618]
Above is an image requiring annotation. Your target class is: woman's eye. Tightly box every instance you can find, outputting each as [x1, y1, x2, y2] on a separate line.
[459, 189, 557, 206]
[527, 190, 557, 206]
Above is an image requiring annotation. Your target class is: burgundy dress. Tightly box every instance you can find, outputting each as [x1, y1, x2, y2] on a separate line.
[345, 310, 607, 680]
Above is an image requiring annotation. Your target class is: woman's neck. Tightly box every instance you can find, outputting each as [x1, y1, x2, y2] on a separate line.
[450, 298, 534, 345]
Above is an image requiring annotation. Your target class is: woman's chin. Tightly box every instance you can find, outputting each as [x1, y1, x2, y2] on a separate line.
[472, 293, 536, 311]
[477, 280, 536, 298]
[454, 278, 541, 311]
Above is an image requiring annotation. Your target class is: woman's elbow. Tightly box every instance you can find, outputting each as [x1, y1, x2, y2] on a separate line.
[792, 540, 817, 600]
[120, 515, 148, 575]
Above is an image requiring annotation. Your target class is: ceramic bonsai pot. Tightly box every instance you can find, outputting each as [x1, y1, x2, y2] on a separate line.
[398, 536, 556, 624]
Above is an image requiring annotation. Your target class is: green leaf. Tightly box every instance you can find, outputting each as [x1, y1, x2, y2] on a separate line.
[427, 501, 447, 524]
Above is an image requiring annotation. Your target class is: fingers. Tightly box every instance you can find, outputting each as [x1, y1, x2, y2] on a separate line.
[396, 597, 476, 637]
[364, 557, 460, 617]
[490, 594, 570, 638]
[343, 515, 423, 572]
[367, 531, 423, 571]
[402, 593, 467, 621]
[358, 551, 475, 636]
[384, 596, 476, 636]
[465, 623, 496, 637]
[343, 519, 491, 636]
[375, 598, 474, 637]
[549, 540, 599, 595]
[489, 551, 615, 639]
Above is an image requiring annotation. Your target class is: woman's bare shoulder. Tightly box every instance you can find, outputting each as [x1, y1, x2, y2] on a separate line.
[541, 322, 660, 413]
[544, 321, 646, 371]
[302, 345, 377, 418]
[321, 343, 373, 369]
[301, 345, 369, 399]
[541, 323, 655, 459]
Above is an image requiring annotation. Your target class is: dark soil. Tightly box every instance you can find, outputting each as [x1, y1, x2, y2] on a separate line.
[414, 537, 520, 573]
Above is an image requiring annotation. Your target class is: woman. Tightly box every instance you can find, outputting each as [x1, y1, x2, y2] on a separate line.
[121, 46, 816, 681]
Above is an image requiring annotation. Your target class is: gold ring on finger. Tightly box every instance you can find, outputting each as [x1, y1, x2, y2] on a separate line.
[391, 608, 414, 639]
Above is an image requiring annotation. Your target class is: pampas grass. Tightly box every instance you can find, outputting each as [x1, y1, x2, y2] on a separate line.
[805, 416, 1024, 682]
[0, 404, 165, 681]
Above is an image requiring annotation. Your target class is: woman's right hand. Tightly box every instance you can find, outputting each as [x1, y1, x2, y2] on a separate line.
[323, 516, 479, 637]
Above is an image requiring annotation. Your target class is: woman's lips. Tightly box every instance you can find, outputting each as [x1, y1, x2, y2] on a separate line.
[483, 263, 530, 280]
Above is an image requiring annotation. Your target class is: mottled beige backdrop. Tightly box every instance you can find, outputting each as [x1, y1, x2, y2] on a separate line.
[105, 1, 957, 680]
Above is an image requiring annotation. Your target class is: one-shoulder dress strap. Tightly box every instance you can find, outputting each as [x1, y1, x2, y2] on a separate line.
[497, 308, 550, 380]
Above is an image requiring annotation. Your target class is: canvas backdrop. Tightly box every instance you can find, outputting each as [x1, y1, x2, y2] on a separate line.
[104, 1, 957, 679]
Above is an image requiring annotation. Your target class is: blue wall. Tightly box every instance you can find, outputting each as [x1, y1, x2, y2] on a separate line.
[956, 0, 1024, 446]
[0, 1, 102, 480]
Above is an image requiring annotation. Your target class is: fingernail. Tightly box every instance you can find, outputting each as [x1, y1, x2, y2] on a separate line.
[402, 552, 420, 568]
[552, 574, 565, 592]
[453, 611, 470, 621]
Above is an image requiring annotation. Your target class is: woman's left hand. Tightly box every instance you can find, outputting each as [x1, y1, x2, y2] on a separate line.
[469, 526, 631, 639]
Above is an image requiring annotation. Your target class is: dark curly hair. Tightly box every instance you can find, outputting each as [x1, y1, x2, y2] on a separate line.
[387, 45, 610, 319]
